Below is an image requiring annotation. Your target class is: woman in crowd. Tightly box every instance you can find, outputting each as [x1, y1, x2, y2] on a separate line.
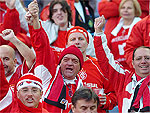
[106, 0, 141, 70]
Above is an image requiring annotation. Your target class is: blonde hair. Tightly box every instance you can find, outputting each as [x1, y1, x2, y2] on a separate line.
[119, 0, 141, 17]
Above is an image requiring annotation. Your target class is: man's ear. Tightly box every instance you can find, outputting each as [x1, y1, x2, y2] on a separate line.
[71, 104, 75, 113]
[17, 90, 20, 99]
[132, 60, 135, 69]
[40, 91, 43, 98]
[13, 58, 17, 66]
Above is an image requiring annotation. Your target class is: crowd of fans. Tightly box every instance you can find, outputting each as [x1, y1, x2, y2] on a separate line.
[0, 0, 149, 112]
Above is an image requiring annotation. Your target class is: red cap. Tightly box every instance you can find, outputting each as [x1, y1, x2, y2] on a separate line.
[58, 45, 84, 69]
[66, 26, 89, 44]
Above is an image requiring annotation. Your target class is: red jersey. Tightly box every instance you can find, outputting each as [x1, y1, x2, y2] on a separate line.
[94, 32, 150, 113]
[0, 58, 48, 113]
[109, 27, 130, 70]
[51, 30, 67, 48]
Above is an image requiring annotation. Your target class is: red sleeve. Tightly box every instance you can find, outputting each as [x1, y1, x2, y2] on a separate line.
[30, 25, 56, 76]
[94, 34, 126, 94]
[0, 58, 9, 101]
[98, 0, 120, 19]
[3, 8, 21, 35]
[0, 23, 9, 45]
[124, 19, 145, 68]
[138, 0, 149, 18]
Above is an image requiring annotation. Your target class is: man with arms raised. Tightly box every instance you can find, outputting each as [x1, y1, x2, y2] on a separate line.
[94, 15, 150, 112]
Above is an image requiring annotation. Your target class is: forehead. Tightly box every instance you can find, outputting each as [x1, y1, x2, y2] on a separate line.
[76, 99, 97, 107]
[122, 0, 134, 7]
[68, 32, 85, 39]
[20, 86, 39, 90]
[62, 54, 79, 60]
[53, 3, 62, 9]
[134, 48, 150, 57]
[0, 47, 13, 57]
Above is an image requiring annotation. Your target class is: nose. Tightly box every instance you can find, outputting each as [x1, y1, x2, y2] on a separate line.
[57, 9, 62, 14]
[140, 57, 147, 63]
[67, 59, 73, 65]
[27, 90, 33, 96]
[85, 109, 92, 113]
[75, 39, 80, 45]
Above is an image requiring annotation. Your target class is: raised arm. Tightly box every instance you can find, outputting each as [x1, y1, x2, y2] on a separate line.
[3, 0, 21, 35]
[94, 16, 126, 93]
[27, 0, 56, 73]
[26, 0, 57, 94]
[5, 0, 29, 33]
[0, 29, 35, 69]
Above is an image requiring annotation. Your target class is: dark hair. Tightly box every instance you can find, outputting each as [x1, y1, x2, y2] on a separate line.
[71, 87, 99, 107]
[132, 46, 150, 60]
[48, 0, 72, 25]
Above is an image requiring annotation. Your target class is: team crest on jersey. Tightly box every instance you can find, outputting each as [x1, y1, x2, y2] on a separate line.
[78, 69, 87, 80]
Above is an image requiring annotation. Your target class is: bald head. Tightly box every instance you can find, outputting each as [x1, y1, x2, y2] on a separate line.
[0, 45, 15, 58]
[0, 45, 17, 77]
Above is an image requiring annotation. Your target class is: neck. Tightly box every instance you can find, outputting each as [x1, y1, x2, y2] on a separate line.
[59, 22, 68, 31]
[5, 70, 14, 78]
[82, 51, 87, 61]
[123, 18, 134, 26]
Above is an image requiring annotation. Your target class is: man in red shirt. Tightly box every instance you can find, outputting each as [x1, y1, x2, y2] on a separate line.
[94, 15, 150, 112]
[0, 29, 35, 87]
[26, 0, 117, 112]
[0, 60, 48, 113]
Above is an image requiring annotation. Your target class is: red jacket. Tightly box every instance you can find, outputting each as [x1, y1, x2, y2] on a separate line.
[94, 32, 150, 112]
[0, 58, 48, 113]
[29, 24, 117, 112]
[78, 55, 117, 112]
[98, 0, 149, 40]
[29, 25, 83, 113]
[0, 2, 7, 23]
[125, 15, 150, 68]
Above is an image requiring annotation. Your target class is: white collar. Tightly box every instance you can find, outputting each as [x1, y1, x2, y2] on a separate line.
[63, 77, 77, 85]
[111, 17, 141, 37]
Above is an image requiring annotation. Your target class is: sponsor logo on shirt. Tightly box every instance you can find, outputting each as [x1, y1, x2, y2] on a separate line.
[84, 82, 98, 89]
[111, 35, 128, 43]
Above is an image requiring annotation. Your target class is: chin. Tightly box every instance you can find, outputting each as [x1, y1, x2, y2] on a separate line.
[25, 104, 35, 108]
